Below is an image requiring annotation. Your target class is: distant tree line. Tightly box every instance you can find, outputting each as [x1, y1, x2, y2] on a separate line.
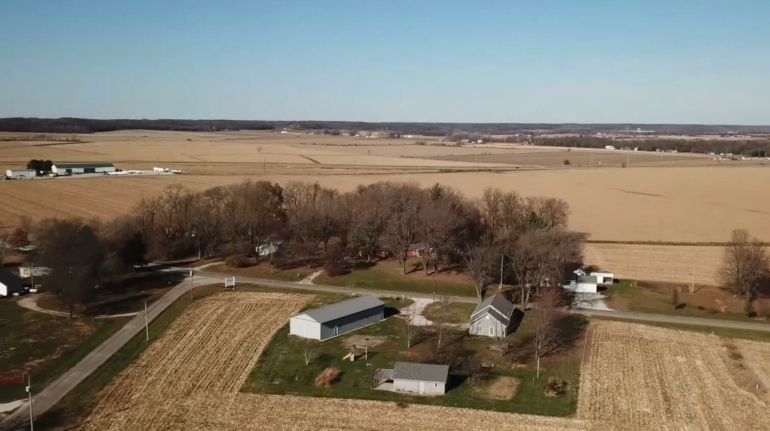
[534, 136, 770, 157]
[2, 117, 770, 136]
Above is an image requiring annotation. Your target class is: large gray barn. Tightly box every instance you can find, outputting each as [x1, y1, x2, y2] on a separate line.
[52, 163, 116, 175]
[289, 295, 384, 341]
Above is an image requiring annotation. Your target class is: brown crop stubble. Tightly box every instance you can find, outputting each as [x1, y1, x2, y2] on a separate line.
[77, 291, 589, 431]
[578, 321, 770, 431]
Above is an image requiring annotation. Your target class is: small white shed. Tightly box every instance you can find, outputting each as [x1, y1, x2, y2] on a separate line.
[590, 272, 615, 285]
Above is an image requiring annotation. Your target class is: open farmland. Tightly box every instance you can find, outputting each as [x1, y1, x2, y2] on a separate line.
[76, 291, 588, 431]
[578, 321, 770, 430]
[583, 243, 724, 285]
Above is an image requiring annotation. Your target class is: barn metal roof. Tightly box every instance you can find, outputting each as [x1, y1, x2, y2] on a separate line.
[297, 295, 384, 324]
[53, 163, 115, 169]
[393, 362, 449, 383]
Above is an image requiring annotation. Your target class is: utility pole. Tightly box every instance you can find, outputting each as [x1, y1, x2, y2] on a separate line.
[25, 372, 33, 431]
[626, 152, 630, 167]
[144, 302, 149, 341]
[190, 270, 194, 300]
[499, 254, 504, 290]
[263, 157, 266, 175]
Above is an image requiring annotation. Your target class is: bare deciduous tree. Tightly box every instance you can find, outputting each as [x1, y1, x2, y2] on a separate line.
[401, 306, 418, 348]
[533, 287, 563, 379]
[720, 229, 769, 315]
[383, 184, 424, 274]
[301, 339, 317, 365]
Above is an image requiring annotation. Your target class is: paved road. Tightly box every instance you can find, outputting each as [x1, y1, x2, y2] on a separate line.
[573, 309, 770, 332]
[200, 271, 770, 332]
[0, 275, 215, 431]
[197, 270, 480, 304]
[16, 296, 139, 319]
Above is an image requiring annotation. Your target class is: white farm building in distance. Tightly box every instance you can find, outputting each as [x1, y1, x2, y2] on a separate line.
[5, 169, 36, 179]
[289, 295, 385, 341]
[52, 163, 116, 175]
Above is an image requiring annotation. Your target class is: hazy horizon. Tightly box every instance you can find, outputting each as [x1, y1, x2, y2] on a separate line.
[2, 0, 769, 124]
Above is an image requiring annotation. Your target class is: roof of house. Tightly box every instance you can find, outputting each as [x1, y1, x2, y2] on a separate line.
[294, 295, 384, 324]
[470, 294, 516, 325]
[53, 163, 115, 169]
[393, 362, 449, 383]
[7, 169, 36, 173]
[0, 272, 23, 289]
[577, 275, 599, 284]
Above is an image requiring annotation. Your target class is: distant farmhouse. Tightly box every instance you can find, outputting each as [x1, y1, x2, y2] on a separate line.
[289, 295, 385, 341]
[52, 163, 115, 175]
[469, 294, 518, 338]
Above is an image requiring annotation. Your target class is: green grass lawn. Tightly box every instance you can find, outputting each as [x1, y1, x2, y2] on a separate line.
[206, 261, 317, 282]
[603, 280, 766, 323]
[314, 265, 478, 297]
[243, 306, 585, 417]
[0, 299, 129, 403]
[423, 302, 477, 324]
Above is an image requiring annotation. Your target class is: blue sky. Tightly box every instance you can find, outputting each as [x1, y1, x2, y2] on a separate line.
[1, 0, 769, 124]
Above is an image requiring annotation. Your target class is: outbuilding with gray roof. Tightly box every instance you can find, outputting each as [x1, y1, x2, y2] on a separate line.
[392, 362, 449, 395]
[289, 295, 385, 341]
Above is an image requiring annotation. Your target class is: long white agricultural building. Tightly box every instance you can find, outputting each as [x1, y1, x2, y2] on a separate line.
[289, 295, 385, 341]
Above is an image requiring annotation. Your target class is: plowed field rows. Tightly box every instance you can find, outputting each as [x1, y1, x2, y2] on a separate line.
[584, 243, 723, 285]
[578, 321, 770, 430]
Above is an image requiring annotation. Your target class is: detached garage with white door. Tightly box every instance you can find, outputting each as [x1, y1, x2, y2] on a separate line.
[290, 295, 385, 341]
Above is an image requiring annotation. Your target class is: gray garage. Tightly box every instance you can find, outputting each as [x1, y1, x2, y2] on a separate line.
[52, 162, 116, 175]
[289, 295, 384, 341]
[391, 362, 449, 395]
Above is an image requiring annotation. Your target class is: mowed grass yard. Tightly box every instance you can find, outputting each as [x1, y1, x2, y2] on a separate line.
[314, 258, 479, 297]
[604, 280, 770, 323]
[0, 299, 129, 403]
[243, 297, 586, 417]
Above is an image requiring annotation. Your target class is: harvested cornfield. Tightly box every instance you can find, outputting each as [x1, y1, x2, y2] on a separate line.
[584, 243, 724, 285]
[77, 291, 589, 431]
[578, 321, 770, 430]
[79, 292, 310, 430]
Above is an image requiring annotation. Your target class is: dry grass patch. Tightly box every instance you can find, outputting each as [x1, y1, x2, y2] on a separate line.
[483, 376, 520, 400]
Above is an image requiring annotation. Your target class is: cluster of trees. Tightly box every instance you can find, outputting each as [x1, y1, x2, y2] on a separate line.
[535, 136, 770, 157]
[0, 216, 147, 317]
[26, 159, 53, 174]
[3, 117, 769, 136]
[130, 180, 583, 306]
[720, 229, 770, 315]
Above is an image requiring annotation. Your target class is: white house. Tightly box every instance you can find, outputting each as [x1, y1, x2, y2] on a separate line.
[469, 294, 517, 338]
[563, 275, 598, 293]
[6, 169, 35, 179]
[255, 241, 282, 257]
[19, 266, 51, 279]
[0, 272, 23, 297]
[590, 272, 614, 285]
